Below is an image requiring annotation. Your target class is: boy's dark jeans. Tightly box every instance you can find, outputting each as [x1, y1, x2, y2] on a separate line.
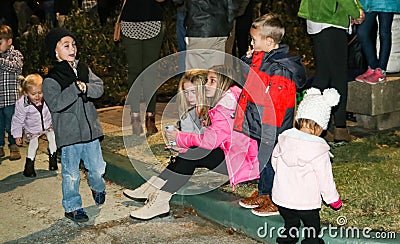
[0, 105, 16, 146]
[258, 159, 274, 196]
[256, 139, 275, 196]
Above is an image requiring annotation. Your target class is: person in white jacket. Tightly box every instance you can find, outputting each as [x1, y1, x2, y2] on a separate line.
[271, 87, 343, 243]
[11, 74, 57, 177]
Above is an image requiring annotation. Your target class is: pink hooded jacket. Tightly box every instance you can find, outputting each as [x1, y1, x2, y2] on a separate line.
[271, 128, 340, 210]
[176, 86, 260, 189]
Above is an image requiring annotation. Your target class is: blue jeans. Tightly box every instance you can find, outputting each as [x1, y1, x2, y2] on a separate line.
[257, 140, 275, 196]
[357, 12, 394, 71]
[61, 139, 106, 212]
[258, 159, 274, 196]
[0, 105, 16, 147]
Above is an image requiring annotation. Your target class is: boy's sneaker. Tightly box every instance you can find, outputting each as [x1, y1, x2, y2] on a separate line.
[92, 190, 106, 205]
[65, 208, 89, 222]
[251, 202, 280, 217]
[239, 192, 272, 209]
[355, 67, 374, 82]
[363, 68, 386, 85]
[0, 147, 4, 157]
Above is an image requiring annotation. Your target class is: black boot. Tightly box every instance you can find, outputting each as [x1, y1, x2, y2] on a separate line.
[23, 158, 36, 177]
[49, 151, 58, 170]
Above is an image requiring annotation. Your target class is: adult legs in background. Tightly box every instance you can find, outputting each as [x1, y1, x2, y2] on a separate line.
[234, 1, 254, 58]
[122, 29, 163, 135]
[358, 12, 394, 71]
[377, 12, 394, 71]
[176, 8, 186, 74]
[312, 28, 350, 141]
[358, 12, 380, 69]
[43, 0, 56, 27]
[185, 37, 228, 70]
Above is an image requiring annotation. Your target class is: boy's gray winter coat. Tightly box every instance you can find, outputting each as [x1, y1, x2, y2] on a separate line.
[43, 68, 103, 148]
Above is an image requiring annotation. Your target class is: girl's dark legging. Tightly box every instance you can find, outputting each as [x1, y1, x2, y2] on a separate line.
[159, 147, 227, 194]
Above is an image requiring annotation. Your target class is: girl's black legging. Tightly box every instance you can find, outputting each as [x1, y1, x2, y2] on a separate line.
[159, 147, 227, 194]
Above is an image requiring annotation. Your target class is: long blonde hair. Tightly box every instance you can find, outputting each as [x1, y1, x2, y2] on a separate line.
[177, 69, 209, 121]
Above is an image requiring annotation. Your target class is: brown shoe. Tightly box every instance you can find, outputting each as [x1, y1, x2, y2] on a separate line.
[334, 127, 351, 142]
[239, 193, 272, 209]
[0, 147, 4, 157]
[9, 144, 21, 160]
[323, 130, 335, 142]
[145, 114, 158, 135]
[251, 201, 279, 216]
[131, 114, 144, 135]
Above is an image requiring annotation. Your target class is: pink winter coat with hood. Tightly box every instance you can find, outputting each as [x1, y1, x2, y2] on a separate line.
[271, 128, 340, 210]
[176, 85, 260, 189]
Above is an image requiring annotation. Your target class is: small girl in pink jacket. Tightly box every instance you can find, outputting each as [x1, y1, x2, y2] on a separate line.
[271, 88, 343, 243]
[11, 74, 57, 177]
[124, 65, 260, 220]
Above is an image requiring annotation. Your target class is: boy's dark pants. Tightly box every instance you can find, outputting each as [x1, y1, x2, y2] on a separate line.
[256, 139, 275, 196]
[0, 105, 17, 146]
[277, 206, 323, 244]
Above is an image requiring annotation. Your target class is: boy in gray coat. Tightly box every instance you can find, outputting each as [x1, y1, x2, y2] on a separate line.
[43, 28, 106, 222]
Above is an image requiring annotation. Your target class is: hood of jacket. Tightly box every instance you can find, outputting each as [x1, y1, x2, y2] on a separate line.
[264, 44, 308, 89]
[275, 128, 330, 168]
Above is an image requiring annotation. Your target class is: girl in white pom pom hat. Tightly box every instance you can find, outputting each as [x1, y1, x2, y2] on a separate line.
[271, 87, 343, 243]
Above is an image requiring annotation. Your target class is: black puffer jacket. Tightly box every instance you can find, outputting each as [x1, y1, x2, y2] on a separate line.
[185, 0, 243, 37]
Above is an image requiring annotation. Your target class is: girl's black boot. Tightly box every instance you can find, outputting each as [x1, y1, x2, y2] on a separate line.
[49, 152, 58, 170]
[23, 158, 36, 177]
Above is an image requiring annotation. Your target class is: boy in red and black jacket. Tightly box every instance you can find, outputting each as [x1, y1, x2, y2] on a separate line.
[233, 14, 307, 216]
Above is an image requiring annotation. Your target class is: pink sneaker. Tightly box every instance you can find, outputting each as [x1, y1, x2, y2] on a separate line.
[363, 68, 386, 85]
[355, 67, 374, 82]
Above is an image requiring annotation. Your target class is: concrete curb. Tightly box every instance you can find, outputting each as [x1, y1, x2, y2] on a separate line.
[102, 150, 399, 243]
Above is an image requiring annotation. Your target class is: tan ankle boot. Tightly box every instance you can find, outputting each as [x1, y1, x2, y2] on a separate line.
[123, 176, 166, 200]
[145, 114, 158, 135]
[9, 144, 21, 160]
[131, 114, 144, 135]
[334, 127, 351, 142]
[130, 190, 172, 220]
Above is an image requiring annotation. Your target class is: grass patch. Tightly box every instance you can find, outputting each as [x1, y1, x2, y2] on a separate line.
[102, 124, 400, 232]
[222, 130, 400, 232]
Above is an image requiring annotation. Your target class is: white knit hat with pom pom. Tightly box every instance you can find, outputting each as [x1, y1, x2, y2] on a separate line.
[295, 87, 340, 130]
